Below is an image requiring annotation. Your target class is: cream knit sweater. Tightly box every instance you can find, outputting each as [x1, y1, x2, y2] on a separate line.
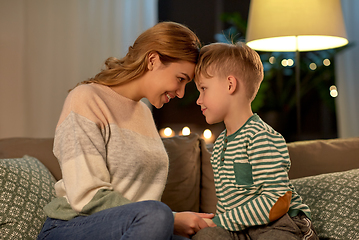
[44, 83, 168, 220]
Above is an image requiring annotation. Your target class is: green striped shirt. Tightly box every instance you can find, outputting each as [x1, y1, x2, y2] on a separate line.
[211, 114, 311, 231]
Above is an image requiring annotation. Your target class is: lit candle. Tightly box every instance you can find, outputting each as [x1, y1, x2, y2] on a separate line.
[160, 127, 174, 138]
[182, 126, 191, 136]
[203, 129, 214, 144]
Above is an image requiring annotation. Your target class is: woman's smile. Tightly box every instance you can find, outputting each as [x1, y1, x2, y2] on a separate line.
[165, 92, 174, 103]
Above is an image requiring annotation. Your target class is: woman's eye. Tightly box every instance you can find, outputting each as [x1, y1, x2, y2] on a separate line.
[178, 77, 185, 82]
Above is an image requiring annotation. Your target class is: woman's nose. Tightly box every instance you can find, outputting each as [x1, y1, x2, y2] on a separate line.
[176, 84, 186, 99]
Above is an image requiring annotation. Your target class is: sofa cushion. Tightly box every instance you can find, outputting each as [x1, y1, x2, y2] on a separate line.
[0, 155, 56, 239]
[161, 134, 217, 213]
[161, 134, 202, 212]
[287, 137, 359, 179]
[198, 137, 218, 214]
[291, 168, 359, 240]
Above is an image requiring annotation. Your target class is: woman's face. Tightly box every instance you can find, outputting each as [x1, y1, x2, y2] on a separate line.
[145, 59, 195, 109]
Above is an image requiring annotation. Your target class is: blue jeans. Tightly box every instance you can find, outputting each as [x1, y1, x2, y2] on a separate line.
[37, 200, 189, 240]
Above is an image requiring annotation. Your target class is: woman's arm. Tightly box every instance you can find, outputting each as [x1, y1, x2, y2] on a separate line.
[49, 87, 132, 219]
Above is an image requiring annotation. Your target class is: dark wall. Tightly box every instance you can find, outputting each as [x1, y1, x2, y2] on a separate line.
[159, 0, 216, 44]
[155, 0, 338, 142]
[158, 0, 250, 44]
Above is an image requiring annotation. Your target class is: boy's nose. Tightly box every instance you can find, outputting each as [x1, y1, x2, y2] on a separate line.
[196, 95, 202, 105]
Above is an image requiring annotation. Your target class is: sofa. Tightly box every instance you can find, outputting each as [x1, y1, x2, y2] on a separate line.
[0, 134, 358, 240]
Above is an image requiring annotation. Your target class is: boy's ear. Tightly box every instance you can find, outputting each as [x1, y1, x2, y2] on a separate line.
[227, 75, 237, 94]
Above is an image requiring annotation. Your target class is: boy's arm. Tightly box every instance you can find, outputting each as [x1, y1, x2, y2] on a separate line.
[212, 131, 294, 231]
[211, 190, 292, 229]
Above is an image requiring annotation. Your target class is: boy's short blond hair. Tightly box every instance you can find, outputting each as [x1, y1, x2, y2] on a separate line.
[195, 42, 264, 102]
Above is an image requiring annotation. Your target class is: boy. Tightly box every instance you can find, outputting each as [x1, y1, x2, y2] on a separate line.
[192, 42, 318, 240]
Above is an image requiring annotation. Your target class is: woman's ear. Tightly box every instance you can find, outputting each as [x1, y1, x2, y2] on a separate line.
[227, 75, 238, 94]
[147, 52, 159, 71]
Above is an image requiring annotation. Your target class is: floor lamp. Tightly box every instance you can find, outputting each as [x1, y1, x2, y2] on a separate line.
[245, 0, 348, 137]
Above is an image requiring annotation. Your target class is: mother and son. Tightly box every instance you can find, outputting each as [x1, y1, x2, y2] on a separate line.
[37, 21, 318, 240]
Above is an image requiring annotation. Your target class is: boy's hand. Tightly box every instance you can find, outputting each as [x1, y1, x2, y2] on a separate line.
[174, 212, 214, 238]
[202, 217, 216, 227]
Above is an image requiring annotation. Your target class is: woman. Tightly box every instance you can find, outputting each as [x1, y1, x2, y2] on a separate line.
[37, 21, 213, 240]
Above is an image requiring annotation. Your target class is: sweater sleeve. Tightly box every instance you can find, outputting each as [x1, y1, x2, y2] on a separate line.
[212, 131, 293, 231]
[45, 88, 132, 220]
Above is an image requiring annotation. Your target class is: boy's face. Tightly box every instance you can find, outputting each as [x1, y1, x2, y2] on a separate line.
[196, 73, 230, 125]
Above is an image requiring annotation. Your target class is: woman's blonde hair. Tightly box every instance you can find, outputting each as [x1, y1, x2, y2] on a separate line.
[195, 42, 264, 102]
[75, 22, 200, 89]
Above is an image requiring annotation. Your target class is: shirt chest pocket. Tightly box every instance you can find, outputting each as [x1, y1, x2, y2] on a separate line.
[233, 162, 254, 186]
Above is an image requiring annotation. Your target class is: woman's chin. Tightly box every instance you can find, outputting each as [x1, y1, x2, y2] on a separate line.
[154, 104, 164, 109]
[152, 101, 164, 109]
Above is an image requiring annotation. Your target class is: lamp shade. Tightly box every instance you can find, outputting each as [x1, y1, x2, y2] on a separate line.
[246, 0, 348, 52]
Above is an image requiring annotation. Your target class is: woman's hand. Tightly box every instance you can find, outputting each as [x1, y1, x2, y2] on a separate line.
[174, 212, 215, 238]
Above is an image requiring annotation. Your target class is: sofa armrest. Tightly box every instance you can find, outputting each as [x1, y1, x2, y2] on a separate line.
[0, 137, 61, 180]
